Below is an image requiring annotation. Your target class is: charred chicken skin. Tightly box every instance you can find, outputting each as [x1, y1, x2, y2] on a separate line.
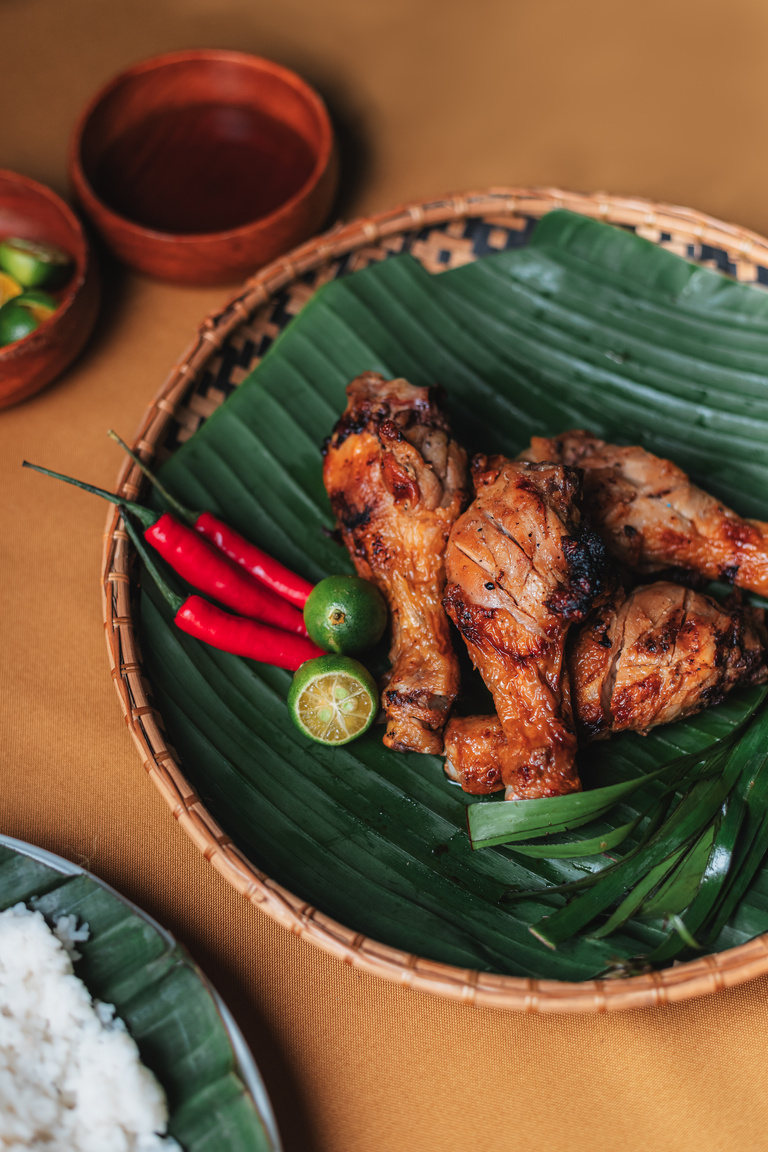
[444, 583, 767, 794]
[323, 372, 469, 754]
[443, 455, 607, 800]
[521, 430, 768, 596]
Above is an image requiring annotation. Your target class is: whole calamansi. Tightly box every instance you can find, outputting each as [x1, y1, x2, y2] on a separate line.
[303, 575, 387, 655]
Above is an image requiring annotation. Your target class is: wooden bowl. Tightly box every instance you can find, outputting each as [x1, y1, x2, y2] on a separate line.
[68, 49, 338, 286]
[0, 170, 99, 408]
[102, 188, 768, 1013]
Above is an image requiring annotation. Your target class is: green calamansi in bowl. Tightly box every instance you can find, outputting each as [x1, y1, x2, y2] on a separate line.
[0, 236, 72, 289]
[0, 235, 72, 348]
[15, 289, 58, 321]
[0, 290, 59, 347]
[0, 300, 38, 346]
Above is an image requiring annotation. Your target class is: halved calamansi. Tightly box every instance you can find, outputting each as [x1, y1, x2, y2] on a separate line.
[287, 655, 379, 745]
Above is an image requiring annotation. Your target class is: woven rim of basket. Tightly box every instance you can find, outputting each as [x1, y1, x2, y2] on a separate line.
[102, 186, 768, 1013]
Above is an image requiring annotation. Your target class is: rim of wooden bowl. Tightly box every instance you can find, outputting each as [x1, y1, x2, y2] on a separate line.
[102, 186, 768, 1013]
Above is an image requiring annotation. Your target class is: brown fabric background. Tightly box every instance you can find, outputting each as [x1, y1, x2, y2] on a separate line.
[2, 1, 768, 1149]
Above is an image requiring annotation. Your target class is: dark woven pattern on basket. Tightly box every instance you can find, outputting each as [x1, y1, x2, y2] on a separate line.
[165, 209, 764, 453]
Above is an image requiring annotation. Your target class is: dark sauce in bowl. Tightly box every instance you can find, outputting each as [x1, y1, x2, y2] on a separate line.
[90, 104, 317, 234]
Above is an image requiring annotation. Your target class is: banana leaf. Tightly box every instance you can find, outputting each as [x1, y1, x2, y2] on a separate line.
[0, 835, 278, 1152]
[139, 210, 768, 980]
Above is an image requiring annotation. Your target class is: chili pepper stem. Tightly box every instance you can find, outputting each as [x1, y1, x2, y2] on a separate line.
[22, 460, 158, 529]
[121, 512, 183, 613]
[108, 430, 196, 525]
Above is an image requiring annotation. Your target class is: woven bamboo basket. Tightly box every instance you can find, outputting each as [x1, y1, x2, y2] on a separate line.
[102, 187, 768, 1013]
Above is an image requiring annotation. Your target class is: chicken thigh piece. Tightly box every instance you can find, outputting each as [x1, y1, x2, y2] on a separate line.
[323, 372, 469, 754]
[444, 584, 767, 794]
[569, 582, 767, 738]
[521, 430, 768, 596]
[443, 456, 607, 799]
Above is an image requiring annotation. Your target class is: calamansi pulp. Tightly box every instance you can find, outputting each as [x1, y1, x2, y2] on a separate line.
[287, 655, 379, 745]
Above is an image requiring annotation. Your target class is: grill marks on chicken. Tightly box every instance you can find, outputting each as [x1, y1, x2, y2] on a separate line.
[445, 584, 767, 794]
[443, 456, 606, 799]
[521, 430, 768, 596]
[323, 372, 469, 754]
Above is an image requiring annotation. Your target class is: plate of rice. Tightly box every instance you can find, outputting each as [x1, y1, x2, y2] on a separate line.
[0, 833, 281, 1152]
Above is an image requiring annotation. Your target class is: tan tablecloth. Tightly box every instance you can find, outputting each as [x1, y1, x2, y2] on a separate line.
[2, 2, 768, 1149]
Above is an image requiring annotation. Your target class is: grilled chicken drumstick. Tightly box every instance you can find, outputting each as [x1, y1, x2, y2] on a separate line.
[444, 583, 767, 794]
[323, 372, 469, 754]
[443, 455, 607, 800]
[521, 430, 768, 596]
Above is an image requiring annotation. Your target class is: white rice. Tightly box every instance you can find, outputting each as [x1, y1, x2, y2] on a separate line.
[0, 902, 181, 1151]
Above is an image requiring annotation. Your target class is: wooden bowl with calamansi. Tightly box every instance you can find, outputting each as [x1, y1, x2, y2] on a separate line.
[0, 169, 98, 408]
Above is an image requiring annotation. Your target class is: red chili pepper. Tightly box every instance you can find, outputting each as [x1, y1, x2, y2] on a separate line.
[175, 595, 322, 669]
[194, 511, 313, 609]
[25, 458, 327, 669]
[118, 513, 323, 669]
[146, 513, 307, 634]
[108, 430, 314, 608]
[22, 460, 309, 635]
